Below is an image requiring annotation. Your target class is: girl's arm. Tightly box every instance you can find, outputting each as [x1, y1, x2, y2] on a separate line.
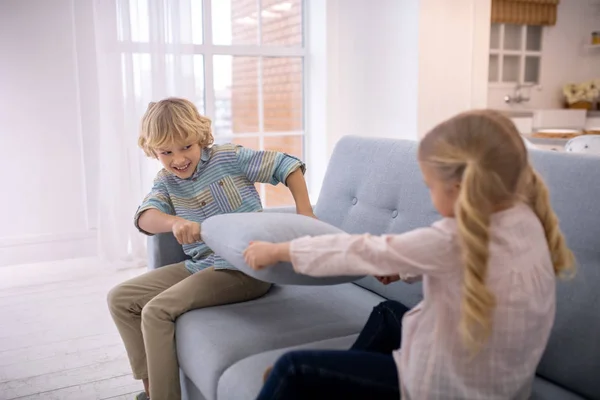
[244, 220, 458, 278]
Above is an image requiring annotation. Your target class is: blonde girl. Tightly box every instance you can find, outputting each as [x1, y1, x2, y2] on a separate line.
[244, 110, 574, 400]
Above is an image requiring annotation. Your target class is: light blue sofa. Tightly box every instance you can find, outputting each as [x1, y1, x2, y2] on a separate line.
[148, 136, 600, 400]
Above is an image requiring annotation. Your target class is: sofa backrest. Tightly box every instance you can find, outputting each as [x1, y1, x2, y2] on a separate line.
[316, 136, 600, 399]
[315, 136, 439, 308]
[529, 150, 600, 400]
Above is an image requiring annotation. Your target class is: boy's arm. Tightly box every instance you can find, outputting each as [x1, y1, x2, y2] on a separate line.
[137, 209, 180, 234]
[134, 175, 175, 235]
[134, 175, 200, 244]
[138, 210, 200, 244]
[235, 146, 314, 216]
[286, 169, 315, 218]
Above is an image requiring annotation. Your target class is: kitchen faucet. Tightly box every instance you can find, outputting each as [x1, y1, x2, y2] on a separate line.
[504, 83, 535, 104]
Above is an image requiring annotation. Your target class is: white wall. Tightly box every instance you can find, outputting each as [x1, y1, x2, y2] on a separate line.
[306, 0, 422, 199]
[0, 0, 95, 266]
[321, 0, 420, 155]
[488, 0, 600, 110]
[320, 0, 491, 152]
[73, 0, 101, 231]
[418, 0, 491, 137]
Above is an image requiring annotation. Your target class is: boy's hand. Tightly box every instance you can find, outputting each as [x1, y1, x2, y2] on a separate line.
[244, 241, 291, 270]
[172, 218, 201, 245]
[375, 275, 401, 285]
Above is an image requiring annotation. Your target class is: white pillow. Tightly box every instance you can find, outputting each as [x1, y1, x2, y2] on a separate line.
[201, 212, 363, 285]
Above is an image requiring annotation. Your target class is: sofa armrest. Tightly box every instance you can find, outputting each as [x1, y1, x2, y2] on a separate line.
[147, 233, 188, 270]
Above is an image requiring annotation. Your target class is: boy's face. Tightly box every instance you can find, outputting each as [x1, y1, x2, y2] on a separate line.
[155, 141, 202, 179]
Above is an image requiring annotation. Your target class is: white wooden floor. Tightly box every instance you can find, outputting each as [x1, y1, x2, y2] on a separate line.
[0, 258, 146, 400]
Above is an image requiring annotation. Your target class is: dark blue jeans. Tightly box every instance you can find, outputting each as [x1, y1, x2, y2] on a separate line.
[256, 300, 410, 400]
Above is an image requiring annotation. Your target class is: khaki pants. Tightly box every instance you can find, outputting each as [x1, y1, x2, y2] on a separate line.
[107, 263, 271, 400]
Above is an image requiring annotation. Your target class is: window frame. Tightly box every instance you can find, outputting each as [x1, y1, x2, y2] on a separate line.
[489, 23, 543, 87]
[114, 0, 308, 205]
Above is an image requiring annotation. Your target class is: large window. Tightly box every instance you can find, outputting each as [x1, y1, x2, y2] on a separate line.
[116, 0, 305, 207]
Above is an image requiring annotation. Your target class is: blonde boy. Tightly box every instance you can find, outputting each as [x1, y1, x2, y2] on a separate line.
[107, 98, 313, 400]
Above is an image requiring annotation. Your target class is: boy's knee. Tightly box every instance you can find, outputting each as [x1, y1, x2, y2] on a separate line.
[107, 283, 127, 311]
[141, 298, 167, 326]
[141, 300, 156, 323]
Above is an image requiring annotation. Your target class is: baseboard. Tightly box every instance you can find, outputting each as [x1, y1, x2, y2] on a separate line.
[0, 230, 97, 267]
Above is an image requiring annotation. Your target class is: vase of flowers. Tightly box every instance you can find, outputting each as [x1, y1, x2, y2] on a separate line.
[563, 79, 600, 110]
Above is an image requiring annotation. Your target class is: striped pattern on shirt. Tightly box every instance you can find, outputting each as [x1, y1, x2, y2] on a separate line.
[135, 144, 305, 274]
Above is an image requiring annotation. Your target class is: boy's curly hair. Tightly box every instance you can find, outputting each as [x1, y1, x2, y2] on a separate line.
[139, 97, 214, 158]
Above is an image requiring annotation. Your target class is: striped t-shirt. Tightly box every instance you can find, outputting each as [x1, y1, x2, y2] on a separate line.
[134, 144, 305, 273]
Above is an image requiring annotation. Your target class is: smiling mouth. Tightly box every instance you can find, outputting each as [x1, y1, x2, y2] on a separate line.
[173, 163, 190, 173]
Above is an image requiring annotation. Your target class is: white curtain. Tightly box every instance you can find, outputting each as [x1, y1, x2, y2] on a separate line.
[93, 0, 204, 268]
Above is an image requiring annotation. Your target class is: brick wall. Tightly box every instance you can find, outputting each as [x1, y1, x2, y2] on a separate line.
[230, 0, 304, 207]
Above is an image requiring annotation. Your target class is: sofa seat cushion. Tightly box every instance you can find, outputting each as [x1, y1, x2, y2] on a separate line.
[217, 336, 584, 400]
[175, 283, 385, 400]
[218, 334, 358, 400]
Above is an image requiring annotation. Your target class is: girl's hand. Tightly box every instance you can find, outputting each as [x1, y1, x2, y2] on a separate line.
[375, 275, 401, 285]
[244, 241, 292, 270]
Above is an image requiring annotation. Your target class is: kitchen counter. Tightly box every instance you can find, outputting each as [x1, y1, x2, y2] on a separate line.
[497, 109, 600, 118]
[522, 134, 569, 152]
[588, 110, 600, 118]
[495, 108, 600, 152]
[498, 110, 535, 118]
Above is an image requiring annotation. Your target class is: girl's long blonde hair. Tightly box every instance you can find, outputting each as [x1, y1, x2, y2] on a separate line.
[418, 110, 575, 353]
